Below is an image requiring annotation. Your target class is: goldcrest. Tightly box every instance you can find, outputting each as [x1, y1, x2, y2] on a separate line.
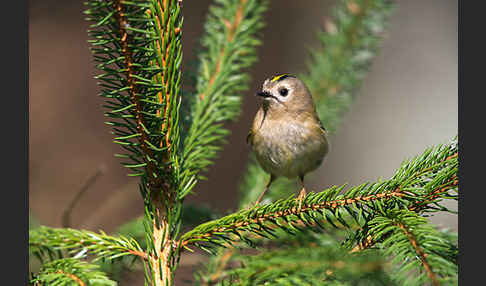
[247, 74, 329, 209]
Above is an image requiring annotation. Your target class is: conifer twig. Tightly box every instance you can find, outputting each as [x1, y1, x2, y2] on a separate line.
[199, 0, 247, 101]
[351, 171, 458, 253]
[30, 258, 116, 286]
[368, 209, 457, 285]
[199, 244, 392, 285]
[56, 270, 86, 286]
[113, 0, 161, 192]
[395, 221, 439, 286]
[85, 0, 183, 284]
[144, 1, 183, 284]
[29, 226, 146, 262]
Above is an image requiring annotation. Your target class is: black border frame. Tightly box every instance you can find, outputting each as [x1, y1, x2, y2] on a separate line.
[3, 0, 29, 284]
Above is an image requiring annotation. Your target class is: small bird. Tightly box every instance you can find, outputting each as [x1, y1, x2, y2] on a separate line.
[247, 74, 329, 210]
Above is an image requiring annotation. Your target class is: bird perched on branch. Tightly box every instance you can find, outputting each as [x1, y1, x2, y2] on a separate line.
[247, 74, 329, 210]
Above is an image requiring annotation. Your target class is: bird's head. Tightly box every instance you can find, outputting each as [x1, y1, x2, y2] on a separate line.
[256, 74, 316, 113]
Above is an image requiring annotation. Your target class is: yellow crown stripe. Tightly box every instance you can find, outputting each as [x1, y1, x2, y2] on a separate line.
[271, 74, 290, 82]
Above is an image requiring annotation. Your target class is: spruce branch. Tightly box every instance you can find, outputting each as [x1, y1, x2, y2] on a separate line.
[202, 245, 394, 286]
[351, 171, 458, 253]
[180, 137, 457, 252]
[31, 258, 116, 286]
[178, 0, 268, 199]
[85, 0, 182, 284]
[368, 210, 458, 285]
[29, 226, 147, 262]
[396, 219, 439, 285]
[195, 230, 353, 286]
[302, 0, 395, 134]
[85, 0, 182, 197]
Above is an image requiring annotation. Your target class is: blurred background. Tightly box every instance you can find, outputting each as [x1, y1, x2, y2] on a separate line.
[29, 0, 457, 257]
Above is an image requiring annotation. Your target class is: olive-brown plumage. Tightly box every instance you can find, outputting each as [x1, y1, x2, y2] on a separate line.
[247, 74, 329, 209]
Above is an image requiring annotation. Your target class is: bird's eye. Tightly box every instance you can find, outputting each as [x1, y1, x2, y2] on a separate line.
[279, 88, 289, 97]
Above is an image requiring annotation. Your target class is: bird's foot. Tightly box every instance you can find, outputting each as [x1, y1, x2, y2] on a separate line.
[297, 187, 307, 212]
[252, 185, 270, 209]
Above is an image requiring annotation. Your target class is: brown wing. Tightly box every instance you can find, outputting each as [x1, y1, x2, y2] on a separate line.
[319, 120, 327, 133]
[313, 112, 327, 133]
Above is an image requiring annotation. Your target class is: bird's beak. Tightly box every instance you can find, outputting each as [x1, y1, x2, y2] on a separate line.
[256, 91, 271, 98]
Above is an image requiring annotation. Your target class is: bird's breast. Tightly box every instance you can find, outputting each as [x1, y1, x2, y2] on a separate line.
[251, 117, 328, 178]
